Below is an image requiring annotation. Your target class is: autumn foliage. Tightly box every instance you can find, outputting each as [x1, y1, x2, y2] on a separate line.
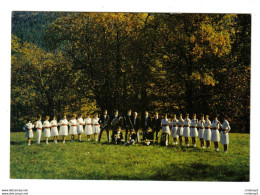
[11, 12, 250, 132]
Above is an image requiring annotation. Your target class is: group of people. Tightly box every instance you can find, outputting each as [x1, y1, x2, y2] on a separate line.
[22, 109, 231, 153]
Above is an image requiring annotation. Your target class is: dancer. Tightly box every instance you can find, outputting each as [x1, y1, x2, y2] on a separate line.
[171, 114, 179, 145]
[50, 116, 59, 143]
[59, 115, 69, 143]
[43, 116, 51, 144]
[183, 114, 191, 146]
[84, 114, 93, 141]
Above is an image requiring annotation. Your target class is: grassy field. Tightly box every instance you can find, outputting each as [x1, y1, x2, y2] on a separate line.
[10, 131, 249, 181]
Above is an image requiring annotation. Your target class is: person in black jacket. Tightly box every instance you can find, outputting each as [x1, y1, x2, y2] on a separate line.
[124, 109, 133, 142]
[152, 112, 161, 143]
[111, 110, 123, 143]
[98, 109, 110, 142]
[131, 112, 140, 142]
[141, 111, 152, 140]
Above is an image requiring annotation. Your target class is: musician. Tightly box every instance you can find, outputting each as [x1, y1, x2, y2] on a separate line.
[141, 111, 152, 140]
[177, 114, 184, 145]
[132, 112, 140, 142]
[111, 110, 123, 143]
[211, 115, 221, 151]
[98, 109, 110, 143]
[124, 109, 133, 142]
[152, 112, 161, 143]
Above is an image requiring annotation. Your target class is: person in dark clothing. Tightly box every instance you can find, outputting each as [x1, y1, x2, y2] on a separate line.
[124, 109, 133, 142]
[152, 112, 161, 143]
[132, 112, 140, 142]
[141, 111, 152, 141]
[98, 109, 110, 142]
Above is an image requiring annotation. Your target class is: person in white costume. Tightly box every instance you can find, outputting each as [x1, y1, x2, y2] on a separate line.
[171, 114, 179, 145]
[211, 115, 221, 151]
[197, 114, 205, 148]
[220, 115, 231, 153]
[69, 114, 78, 142]
[92, 113, 100, 141]
[77, 114, 84, 142]
[50, 116, 59, 143]
[190, 114, 198, 147]
[84, 114, 93, 141]
[203, 115, 212, 148]
[23, 119, 34, 146]
[161, 114, 171, 135]
[43, 116, 51, 144]
[35, 115, 42, 144]
[183, 114, 191, 146]
[177, 114, 184, 145]
[59, 115, 69, 143]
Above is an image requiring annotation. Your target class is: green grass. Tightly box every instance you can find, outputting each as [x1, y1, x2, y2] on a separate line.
[10, 131, 249, 181]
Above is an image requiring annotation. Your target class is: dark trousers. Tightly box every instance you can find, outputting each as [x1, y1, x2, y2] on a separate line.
[153, 128, 160, 142]
[125, 127, 131, 142]
[98, 127, 110, 142]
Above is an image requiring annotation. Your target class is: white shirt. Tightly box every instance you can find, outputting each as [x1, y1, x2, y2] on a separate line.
[43, 120, 51, 128]
[50, 120, 57, 127]
[84, 118, 92, 125]
[184, 118, 191, 126]
[204, 119, 211, 128]
[221, 120, 231, 132]
[77, 117, 84, 125]
[35, 120, 42, 129]
[92, 118, 100, 125]
[198, 119, 205, 128]
[172, 119, 178, 126]
[26, 122, 34, 129]
[190, 119, 197, 127]
[69, 119, 77, 126]
[211, 120, 220, 129]
[178, 119, 184, 126]
[161, 118, 170, 126]
[59, 119, 68, 126]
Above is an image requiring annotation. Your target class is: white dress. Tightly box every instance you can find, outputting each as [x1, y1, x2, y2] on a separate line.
[183, 118, 191, 137]
[25, 123, 34, 138]
[161, 119, 171, 134]
[35, 120, 42, 143]
[211, 120, 220, 142]
[50, 120, 59, 136]
[220, 120, 231, 144]
[198, 119, 205, 139]
[43, 120, 51, 138]
[69, 119, 78, 135]
[171, 119, 179, 138]
[59, 119, 68, 136]
[92, 118, 100, 133]
[77, 117, 84, 134]
[84, 118, 93, 135]
[177, 119, 184, 136]
[190, 119, 198, 137]
[203, 120, 212, 141]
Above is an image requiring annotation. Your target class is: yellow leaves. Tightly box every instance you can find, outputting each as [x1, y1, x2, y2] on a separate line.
[191, 72, 216, 86]
[202, 73, 216, 86]
[190, 34, 196, 43]
[191, 71, 201, 81]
